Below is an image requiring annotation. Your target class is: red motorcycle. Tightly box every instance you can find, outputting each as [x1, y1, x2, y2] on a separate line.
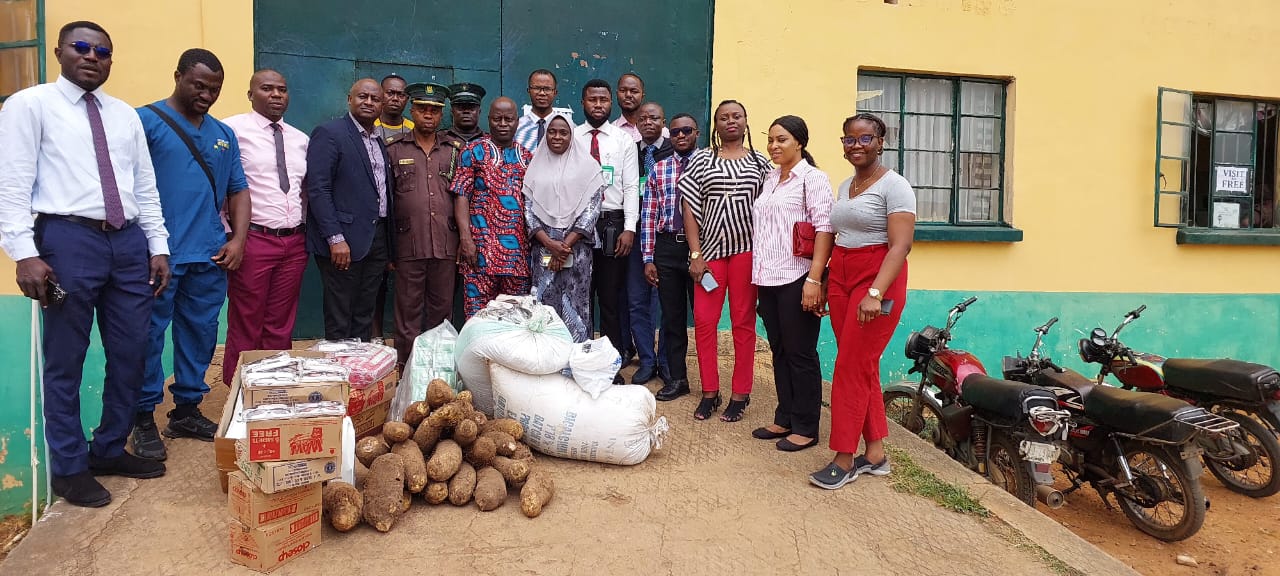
[1079, 305, 1280, 498]
[885, 297, 1073, 508]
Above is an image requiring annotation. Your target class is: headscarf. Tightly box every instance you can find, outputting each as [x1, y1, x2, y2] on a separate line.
[523, 114, 604, 229]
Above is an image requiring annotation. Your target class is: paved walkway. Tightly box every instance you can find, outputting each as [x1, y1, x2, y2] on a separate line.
[1, 344, 1136, 575]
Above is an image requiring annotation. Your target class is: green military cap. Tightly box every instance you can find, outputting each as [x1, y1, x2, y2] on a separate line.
[406, 82, 450, 107]
[448, 82, 486, 106]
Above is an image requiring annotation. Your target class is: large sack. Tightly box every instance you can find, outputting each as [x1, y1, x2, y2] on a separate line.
[567, 338, 622, 399]
[456, 295, 574, 415]
[489, 364, 669, 466]
[390, 321, 459, 422]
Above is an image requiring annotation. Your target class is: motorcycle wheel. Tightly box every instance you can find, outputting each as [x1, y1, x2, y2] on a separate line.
[884, 390, 943, 447]
[1116, 442, 1206, 542]
[1203, 411, 1280, 498]
[986, 431, 1036, 507]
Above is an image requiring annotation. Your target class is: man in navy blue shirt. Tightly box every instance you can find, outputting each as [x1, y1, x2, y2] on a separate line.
[133, 49, 250, 460]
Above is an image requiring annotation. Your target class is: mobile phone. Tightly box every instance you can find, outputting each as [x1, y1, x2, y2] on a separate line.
[46, 279, 67, 307]
[881, 299, 894, 315]
[700, 272, 719, 292]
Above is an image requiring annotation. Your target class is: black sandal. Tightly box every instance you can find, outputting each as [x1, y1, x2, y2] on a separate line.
[720, 396, 750, 422]
[693, 394, 722, 420]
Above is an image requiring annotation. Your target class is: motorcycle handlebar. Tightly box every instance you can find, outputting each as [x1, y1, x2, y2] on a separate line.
[1127, 305, 1146, 319]
[956, 296, 978, 311]
[1036, 317, 1058, 333]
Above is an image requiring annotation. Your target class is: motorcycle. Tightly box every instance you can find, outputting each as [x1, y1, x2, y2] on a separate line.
[1077, 305, 1280, 498]
[884, 297, 1073, 508]
[1003, 315, 1241, 541]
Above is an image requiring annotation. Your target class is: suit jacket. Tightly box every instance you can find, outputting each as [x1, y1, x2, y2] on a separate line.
[305, 115, 396, 261]
[636, 139, 675, 178]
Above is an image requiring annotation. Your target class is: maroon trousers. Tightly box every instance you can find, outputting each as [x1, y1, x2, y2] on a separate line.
[827, 244, 907, 454]
[222, 230, 309, 385]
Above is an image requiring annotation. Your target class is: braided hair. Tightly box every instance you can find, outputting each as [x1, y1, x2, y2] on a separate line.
[770, 115, 817, 168]
[710, 99, 768, 174]
[843, 113, 887, 137]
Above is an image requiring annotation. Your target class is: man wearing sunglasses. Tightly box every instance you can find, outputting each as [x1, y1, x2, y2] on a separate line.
[0, 21, 171, 507]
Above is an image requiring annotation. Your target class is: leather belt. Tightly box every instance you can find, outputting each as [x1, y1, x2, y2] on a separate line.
[657, 231, 686, 243]
[249, 223, 306, 237]
[39, 213, 136, 232]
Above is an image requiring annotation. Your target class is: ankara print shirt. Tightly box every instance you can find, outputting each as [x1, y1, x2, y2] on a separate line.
[449, 137, 533, 277]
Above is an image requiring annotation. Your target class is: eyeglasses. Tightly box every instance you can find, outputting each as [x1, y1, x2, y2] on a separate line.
[68, 41, 112, 59]
[670, 126, 696, 137]
[528, 86, 555, 94]
[840, 135, 877, 146]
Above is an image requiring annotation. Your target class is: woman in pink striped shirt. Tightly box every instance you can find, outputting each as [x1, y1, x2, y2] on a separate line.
[750, 116, 834, 451]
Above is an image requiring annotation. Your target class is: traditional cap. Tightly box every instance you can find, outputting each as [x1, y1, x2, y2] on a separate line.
[406, 82, 449, 107]
[448, 82, 486, 106]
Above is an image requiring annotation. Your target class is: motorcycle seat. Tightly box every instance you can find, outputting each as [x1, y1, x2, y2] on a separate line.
[960, 375, 1059, 422]
[1083, 384, 1199, 444]
[1163, 358, 1279, 403]
[1033, 367, 1097, 400]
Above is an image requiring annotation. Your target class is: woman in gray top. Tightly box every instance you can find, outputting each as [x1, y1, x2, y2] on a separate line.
[810, 113, 917, 490]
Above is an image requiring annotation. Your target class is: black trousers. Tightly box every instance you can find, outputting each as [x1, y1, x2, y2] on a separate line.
[757, 274, 823, 438]
[592, 210, 628, 354]
[317, 220, 390, 341]
[653, 233, 693, 381]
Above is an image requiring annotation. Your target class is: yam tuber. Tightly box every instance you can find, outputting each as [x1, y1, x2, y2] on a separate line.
[491, 455, 530, 486]
[383, 421, 413, 444]
[474, 467, 506, 511]
[354, 460, 370, 490]
[455, 390, 475, 413]
[424, 481, 449, 504]
[322, 481, 363, 531]
[511, 442, 534, 463]
[355, 436, 389, 468]
[484, 418, 525, 441]
[469, 411, 488, 429]
[520, 470, 555, 518]
[400, 489, 412, 513]
[362, 453, 406, 532]
[453, 418, 479, 446]
[402, 401, 431, 427]
[426, 378, 454, 408]
[482, 430, 519, 457]
[427, 439, 463, 481]
[464, 436, 497, 467]
[413, 420, 443, 454]
[427, 402, 465, 429]
[392, 440, 428, 493]
[448, 462, 477, 506]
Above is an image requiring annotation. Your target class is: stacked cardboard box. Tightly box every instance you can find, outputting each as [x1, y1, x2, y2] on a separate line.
[309, 341, 400, 438]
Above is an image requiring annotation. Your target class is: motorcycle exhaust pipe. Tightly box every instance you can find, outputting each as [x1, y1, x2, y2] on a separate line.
[1035, 485, 1065, 509]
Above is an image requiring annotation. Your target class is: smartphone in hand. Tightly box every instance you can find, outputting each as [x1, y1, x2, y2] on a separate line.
[881, 299, 894, 315]
[700, 272, 719, 292]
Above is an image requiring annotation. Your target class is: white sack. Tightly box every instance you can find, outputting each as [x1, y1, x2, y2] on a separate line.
[390, 321, 459, 422]
[455, 295, 574, 415]
[567, 337, 621, 399]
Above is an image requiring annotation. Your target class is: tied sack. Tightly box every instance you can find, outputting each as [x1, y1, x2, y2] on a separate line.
[568, 338, 622, 399]
[389, 321, 459, 422]
[489, 364, 670, 466]
[455, 295, 574, 415]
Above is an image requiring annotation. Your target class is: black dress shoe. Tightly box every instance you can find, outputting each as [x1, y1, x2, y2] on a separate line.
[163, 404, 217, 441]
[131, 413, 167, 461]
[752, 427, 789, 440]
[776, 436, 819, 452]
[90, 451, 167, 479]
[655, 379, 690, 401]
[51, 472, 111, 508]
[612, 374, 625, 385]
[632, 365, 658, 385]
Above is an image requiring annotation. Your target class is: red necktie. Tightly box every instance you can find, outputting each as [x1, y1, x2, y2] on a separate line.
[84, 93, 126, 229]
[589, 129, 601, 164]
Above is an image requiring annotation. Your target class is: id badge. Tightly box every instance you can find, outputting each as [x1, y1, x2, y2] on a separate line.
[602, 165, 615, 186]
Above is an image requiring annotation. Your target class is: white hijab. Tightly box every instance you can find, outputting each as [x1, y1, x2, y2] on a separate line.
[523, 114, 604, 229]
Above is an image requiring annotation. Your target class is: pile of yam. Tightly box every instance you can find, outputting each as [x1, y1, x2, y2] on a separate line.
[323, 379, 554, 533]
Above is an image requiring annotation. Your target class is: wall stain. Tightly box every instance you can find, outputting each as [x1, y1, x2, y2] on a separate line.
[1, 475, 21, 491]
[0, 437, 7, 465]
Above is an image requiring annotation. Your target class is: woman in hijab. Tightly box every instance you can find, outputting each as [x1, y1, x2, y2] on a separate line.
[523, 114, 606, 341]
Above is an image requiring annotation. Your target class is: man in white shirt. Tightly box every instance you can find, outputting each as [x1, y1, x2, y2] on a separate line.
[515, 69, 574, 152]
[0, 21, 170, 507]
[576, 79, 638, 380]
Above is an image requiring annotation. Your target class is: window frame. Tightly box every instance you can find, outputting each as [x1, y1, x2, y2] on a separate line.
[857, 70, 1011, 227]
[0, 0, 46, 103]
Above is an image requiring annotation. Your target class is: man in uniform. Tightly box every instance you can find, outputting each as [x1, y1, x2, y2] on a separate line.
[370, 73, 412, 343]
[442, 82, 487, 144]
[385, 83, 460, 368]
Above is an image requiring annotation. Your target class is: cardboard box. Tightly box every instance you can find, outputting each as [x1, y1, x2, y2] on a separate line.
[239, 413, 342, 463]
[238, 350, 350, 409]
[217, 380, 245, 493]
[350, 371, 398, 438]
[236, 442, 340, 494]
[228, 510, 323, 573]
[228, 471, 322, 530]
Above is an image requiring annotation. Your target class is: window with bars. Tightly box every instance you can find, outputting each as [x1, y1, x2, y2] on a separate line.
[0, 0, 44, 105]
[857, 72, 1009, 225]
[1154, 88, 1278, 230]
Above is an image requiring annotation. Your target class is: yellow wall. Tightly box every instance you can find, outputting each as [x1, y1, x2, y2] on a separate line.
[0, 0, 254, 296]
[713, 0, 1280, 294]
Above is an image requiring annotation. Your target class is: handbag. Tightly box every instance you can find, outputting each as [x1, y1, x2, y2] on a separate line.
[791, 178, 816, 258]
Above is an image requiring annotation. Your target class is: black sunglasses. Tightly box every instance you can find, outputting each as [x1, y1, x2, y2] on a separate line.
[68, 41, 112, 59]
[670, 126, 696, 137]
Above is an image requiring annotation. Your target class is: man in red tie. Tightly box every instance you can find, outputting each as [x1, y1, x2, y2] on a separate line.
[0, 21, 171, 507]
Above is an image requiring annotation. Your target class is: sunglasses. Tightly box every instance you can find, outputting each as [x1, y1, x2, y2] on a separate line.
[670, 126, 696, 137]
[840, 134, 877, 146]
[67, 41, 112, 59]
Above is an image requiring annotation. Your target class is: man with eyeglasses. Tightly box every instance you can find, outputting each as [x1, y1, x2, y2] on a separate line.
[0, 21, 171, 507]
[514, 69, 574, 152]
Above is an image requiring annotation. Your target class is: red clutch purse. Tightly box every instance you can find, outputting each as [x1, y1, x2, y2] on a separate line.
[792, 179, 815, 258]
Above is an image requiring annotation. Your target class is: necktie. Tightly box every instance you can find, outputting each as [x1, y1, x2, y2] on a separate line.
[535, 118, 546, 148]
[270, 122, 290, 193]
[672, 154, 690, 233]
[589, 129, 601, 164]
[83, 93, 126, 229]
[643, 144, 657, 178]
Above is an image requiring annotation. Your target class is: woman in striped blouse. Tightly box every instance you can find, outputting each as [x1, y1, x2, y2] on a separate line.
[679, 100, 771, 422]
[750, 116, 834, 451]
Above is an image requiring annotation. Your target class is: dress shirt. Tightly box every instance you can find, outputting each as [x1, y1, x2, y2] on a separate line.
[515, 104, 574, 152]
[574, 121, 639, 231]
[613, 115, 669, 143]
[349, 113, 388, 218]
[223, 111, 309, 229]
[0, 75, 169, 260]
[751, 160, 834, 286]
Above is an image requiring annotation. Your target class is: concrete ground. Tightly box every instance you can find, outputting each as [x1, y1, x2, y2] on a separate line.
[1, 339, 1138, 576]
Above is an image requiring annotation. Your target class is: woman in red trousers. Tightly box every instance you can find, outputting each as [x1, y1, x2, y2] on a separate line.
[810, 113, 916, 490]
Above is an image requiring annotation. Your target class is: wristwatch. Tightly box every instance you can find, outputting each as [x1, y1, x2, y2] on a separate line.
[690, 250, 702, 260]
[868, 288, 882, 301]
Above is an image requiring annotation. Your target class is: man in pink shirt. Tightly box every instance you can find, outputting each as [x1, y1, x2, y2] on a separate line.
[220, 69, 310, 384]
